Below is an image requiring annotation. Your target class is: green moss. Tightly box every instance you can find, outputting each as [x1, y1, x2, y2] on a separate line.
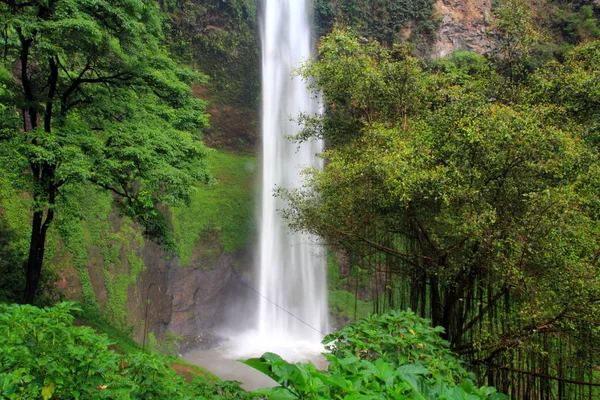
[0, 177, 31, 256]
[104, 273, 131, 330]
[54, 185, 105, 304]
[329, 289, 372, 321]
[95, 217, 145, 329]
[53, 184, 147, 328]
[171, 151, 256, 266]
[327, 251, 373, 322]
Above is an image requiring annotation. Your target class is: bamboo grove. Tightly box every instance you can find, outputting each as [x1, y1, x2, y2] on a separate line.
[282, 13, 600, 400]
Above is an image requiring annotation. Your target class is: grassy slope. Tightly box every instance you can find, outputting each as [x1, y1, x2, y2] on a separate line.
[171, 150, 256, 266]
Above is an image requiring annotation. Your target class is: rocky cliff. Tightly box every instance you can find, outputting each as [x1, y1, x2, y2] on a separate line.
[433, 0, 492, 57]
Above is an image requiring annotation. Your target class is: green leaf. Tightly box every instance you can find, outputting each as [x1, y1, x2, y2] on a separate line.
[41, 383, 56, 400]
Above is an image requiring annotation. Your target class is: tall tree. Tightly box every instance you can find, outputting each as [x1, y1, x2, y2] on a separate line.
[288, 29, 600, 393]
[0, 0, 210, 304]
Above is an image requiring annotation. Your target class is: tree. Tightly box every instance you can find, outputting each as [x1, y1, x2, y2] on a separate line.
[287, 29, 600, 394]
[0, 0, 210, 304]
[488, 0, 543, 101]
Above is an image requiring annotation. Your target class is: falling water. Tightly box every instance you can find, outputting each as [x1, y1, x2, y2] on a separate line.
[183, 2, 328, 384]
[257, 0, 328, 346]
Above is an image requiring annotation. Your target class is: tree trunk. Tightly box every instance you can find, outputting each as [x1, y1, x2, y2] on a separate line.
[22, 167, 55, 304]
[22, 209, 47, 304]
[20, 50, 59, 304]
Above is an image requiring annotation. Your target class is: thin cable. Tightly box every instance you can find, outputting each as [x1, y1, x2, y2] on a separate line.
[233, 272, 327, 337]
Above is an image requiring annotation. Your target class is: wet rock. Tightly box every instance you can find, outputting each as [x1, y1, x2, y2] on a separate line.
[167, 253, 234, 337]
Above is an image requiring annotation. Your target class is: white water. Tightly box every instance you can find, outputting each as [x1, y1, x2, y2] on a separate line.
[221, 0, 328, 360]
[185, 2, 328, 379]
[256, 0, 328, 345]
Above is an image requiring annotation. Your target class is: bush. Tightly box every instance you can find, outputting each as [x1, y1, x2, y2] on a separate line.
[0, 302, 253, 399]
[245, 311, 507, 399]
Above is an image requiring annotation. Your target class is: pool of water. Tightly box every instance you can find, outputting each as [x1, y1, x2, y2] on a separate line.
[182, 331, 327, 391]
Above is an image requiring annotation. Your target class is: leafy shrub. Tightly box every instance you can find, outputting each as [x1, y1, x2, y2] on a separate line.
[245, 311, 507, 399]
[324, 310, 471, 384]
[0, 302, 253, 399]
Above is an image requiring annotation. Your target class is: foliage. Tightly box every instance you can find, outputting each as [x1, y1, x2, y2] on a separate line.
[164, 0, 260, 107]
[287, 28, 600, 395]
[324, 310, 471, 384]
[551, 3, 600, 45]
[0, 302, 254, 399]
[0, 180, 62, 305]
[490, 0, 544, 82]
[0, 0, 211, 302]
[53, 183, 148, 329]
[0, 182, 30, 303]
[294, 28, 424, 146]
[314, 0, 437, 46]
[171, 151, 256, 266]
[245, 311, 506, 399]
[73, 302, 143, 355]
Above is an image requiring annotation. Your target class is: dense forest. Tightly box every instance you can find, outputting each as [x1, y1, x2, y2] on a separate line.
[1, 0, 600, 398]
[285, 0, 600, 397]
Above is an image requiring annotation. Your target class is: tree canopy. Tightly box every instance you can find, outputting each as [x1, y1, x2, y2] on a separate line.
[0, 0, 210, 303]
[286, 27, 600, 395]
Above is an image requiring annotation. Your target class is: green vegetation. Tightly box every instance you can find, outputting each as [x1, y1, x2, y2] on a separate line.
[0, 0, 210, 303]
[314, 0, 437, 45]
[3, 0, 600, 398]
[2, 303, 507, 399]
[54, 184, 148, 330]
[172, 151, 256, 266]
[329, 290, 372, 323]
[0, 177, 33, 303]
[1, 148, 255, 326]
[327, 252, 373, 324]
[0, 302, 252, 399]
[164, 0, 260, 107]
[285, 21, 600, 397]
[245, 311, 506, 399]
[548, 2, 600, 46]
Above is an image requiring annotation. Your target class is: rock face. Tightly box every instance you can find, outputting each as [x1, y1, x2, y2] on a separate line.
[433, 0, 492, 57]
[167, 253, 234, 337]
[130, 229, 255, 344]
[131, 240, 177, 343]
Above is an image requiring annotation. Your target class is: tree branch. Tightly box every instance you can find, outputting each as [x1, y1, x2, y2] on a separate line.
[44, 56, 58, 132]
[492, 365, 600, 387]
[89, 178, 128, 198]
[460, 307, 569, 360]
[332, 225, 439, 265]
[460, 287, 507, 336]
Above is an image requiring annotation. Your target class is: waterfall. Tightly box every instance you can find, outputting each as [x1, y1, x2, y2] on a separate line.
[183, 1, 328, 376]
[257, 0, 329, 344]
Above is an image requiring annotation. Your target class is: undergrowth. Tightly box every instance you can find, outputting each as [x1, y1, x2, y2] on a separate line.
[0, 302, 252, 399]
[245, 310, 507, 399]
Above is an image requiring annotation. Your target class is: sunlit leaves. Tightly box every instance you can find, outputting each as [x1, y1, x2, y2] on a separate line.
[245, 311, 506, 399]
[0, 0, 211, 254]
